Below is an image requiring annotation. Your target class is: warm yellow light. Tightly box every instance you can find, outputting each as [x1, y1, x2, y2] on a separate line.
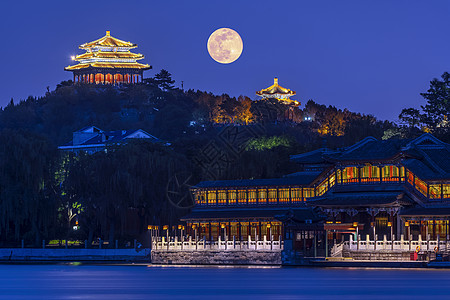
[221, 224, 226, 229]
[163, 225, 168, 230]
[405, 222, 410, 227]
[326, 221, 333, 224]
[147, 225, 152, 230]
[267, 223, 271, 228]
[352, 222, 358, 227]
[71, 55, 75, 60]
[387, 222, 392, 227]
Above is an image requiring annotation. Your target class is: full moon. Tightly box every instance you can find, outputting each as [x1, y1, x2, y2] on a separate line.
[207, 28, 243, 64]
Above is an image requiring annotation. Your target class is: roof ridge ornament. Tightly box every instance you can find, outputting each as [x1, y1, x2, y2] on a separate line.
[344, 136, 377, 154]
[106, 31, 110, 36]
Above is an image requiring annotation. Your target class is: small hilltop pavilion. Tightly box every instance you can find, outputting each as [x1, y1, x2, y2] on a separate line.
[65, 31, 151, 85]
[256, 78, 299, 106]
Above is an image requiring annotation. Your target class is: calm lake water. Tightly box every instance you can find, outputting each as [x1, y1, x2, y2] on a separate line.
[0, 264, 449, 299]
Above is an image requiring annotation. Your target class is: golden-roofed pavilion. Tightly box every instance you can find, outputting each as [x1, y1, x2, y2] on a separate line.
[256, 78, 299, 106]
[65, 31, 151, 85]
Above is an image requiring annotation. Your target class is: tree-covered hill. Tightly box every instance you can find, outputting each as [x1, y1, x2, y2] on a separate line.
[1, 70, 398, 148]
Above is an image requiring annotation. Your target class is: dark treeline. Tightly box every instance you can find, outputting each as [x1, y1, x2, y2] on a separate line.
[397, 72, 450, 140]
[0, 69, 448, 247]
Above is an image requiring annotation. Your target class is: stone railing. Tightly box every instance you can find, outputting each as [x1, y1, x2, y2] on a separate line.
[331, 241, 345, 257]
[152, 236, 283, 252]
[341, 234, 448, 253]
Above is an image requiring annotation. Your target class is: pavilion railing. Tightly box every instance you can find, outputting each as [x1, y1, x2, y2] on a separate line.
[152, 235, 283, 252]
[340, 234, 448, 253]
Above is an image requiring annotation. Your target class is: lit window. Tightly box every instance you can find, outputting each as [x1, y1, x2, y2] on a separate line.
[218, 190, 227, 204]
[279, 188, 289, 203]
[291, 188, 301, 202]
[237, 190, 247, 204]
[429, 184, 441, 199]
[268, 189, 277, 203]
[248, 189, 257, 204]
[303, 188, 314, 199]
[258, 189, 267, 204]
[443, 184, 450, 199]
[228, 190, 237, 205]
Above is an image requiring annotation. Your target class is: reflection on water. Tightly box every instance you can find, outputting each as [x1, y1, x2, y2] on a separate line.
[0, 264, 450, 299]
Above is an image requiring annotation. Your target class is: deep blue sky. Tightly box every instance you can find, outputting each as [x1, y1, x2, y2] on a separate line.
[1, 0, 449, 121]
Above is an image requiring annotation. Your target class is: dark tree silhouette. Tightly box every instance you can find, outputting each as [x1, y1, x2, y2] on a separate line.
[154, 69, 175, 91]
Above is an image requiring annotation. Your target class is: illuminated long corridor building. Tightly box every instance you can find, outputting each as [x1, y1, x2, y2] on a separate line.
[65, 31, 151, 84]
[184, 134, 450, 247]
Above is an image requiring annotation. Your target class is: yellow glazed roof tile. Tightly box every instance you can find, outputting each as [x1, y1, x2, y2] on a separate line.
[65, 62, 151, 70]
[256, 78, 296, 96]
[80, 31, 136, 49]
[76, 51, 144, 60]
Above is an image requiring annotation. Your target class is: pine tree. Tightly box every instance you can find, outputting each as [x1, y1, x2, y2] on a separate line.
[154, 69, 175, 91]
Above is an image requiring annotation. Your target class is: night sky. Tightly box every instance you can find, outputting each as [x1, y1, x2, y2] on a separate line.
[1, 0, 450, 121]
